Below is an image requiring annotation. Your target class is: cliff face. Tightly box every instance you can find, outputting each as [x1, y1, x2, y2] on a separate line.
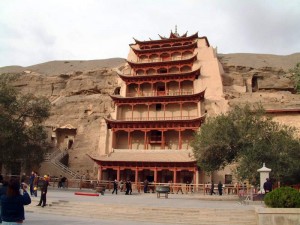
[0, 59, 124, 177]
[219, 53, 300, 110]
[1, 54, 299, 178]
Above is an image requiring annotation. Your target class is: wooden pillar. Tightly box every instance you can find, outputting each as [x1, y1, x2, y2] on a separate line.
[154, 167, 158, 183]
[147, 104, 150, 120]
[180, 102, 183, 119]
[97, 166, 102, 181]
[179, 81, 181, 95]
[137, 83, 140, 96]
[161, 131, 165, 149]
[173, 168, 177, 183]
[111, 129, 115, 149]
[144, 131, 147, 149]
[117, 167, 120, 181]
[163, 104, 166, 120]
[164, 82, 167, 96]
[135, 167, 138, 186]
[128, 131, 131, 149]
[151, 82, 154, 96]
[179, 130, 182, 150]
[131, 104, 134, 120]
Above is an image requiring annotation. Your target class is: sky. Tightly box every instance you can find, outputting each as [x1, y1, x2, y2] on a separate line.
[0, 0, 300, 67]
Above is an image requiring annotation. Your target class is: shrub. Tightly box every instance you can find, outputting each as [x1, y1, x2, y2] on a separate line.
[264, 187, 300, 208]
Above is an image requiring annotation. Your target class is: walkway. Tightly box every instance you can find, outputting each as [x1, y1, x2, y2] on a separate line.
[24, 188, 262, 225]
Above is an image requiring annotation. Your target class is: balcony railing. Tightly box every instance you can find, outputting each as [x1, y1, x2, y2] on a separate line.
[136, 55, 192, 63]
[116, 116, 198, 121]
[126, 90, 194, 97]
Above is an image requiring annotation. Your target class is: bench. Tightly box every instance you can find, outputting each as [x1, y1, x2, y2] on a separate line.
[156, 186, 170, 198]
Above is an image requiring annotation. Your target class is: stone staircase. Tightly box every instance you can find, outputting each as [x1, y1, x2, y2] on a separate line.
[26, 198, 257, 225]
[44, 149, 81, 179]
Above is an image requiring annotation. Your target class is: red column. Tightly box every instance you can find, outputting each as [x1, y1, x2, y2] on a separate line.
[131, 104, 134, 120]
[98, 166, 102, 181]
[111, 129, 115, 149]
[179, 81, 181, 95]
[128, 131, 131, 149]
[137, 83, 140, 96]
[135, 167, 138, 186]
[163, 104, 166, 120]
[161, 131, 165, 149]
[147, 104, 150, 120]
[173, 168, 177, 183]
[179, 130, 182, 150]
[117, 167, 120, 181]
[144, 131, 147, 149]
[180, 102, 182, 119]
[154, 167, 158, 183]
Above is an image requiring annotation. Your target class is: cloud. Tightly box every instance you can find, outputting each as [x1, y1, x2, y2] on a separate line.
[0, 0, 299, 67]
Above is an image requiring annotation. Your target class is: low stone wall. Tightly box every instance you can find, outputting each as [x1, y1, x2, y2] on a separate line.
[255, 206, 300, 225]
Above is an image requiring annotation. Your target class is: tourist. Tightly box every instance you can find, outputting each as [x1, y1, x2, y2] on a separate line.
[263, 178, 272, 193]
[218, 181, 223, 195]
[120, 179, 124, 192]
[143, 179, 149, 193]
[125, 179, 132, 195]
[112, 179, 118, 195]
[37, 175, 49, 207]
[0, 175, 8, 224]
[29, 171, 35, 196]
[176, 183, 184, 194]
[210, 181, 215, 195]
[60, 176, 67, 188]
[1, 178, 31, 224]
[33, 172, 39, 197]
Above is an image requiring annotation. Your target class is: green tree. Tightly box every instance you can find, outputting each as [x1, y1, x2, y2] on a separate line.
[290, 62, 300, 93]
[191, 104, 300, 185]
[0, 82, 51, 171]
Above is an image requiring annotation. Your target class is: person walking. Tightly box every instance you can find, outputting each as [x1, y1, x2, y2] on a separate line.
[29, 171, 35, 196]
[263, 178, 272, 193]
[143, 179, 149, 193]
[33, 172, 39, 197]
[112, 179, 118, 195]
[218, 181, 223, 195]
[1, 178, 31, 224]
[37, 175, 49, 207]
[125, 180, 132, 195]
[0, 176, 8, 224]
[210, 181, 215, 195]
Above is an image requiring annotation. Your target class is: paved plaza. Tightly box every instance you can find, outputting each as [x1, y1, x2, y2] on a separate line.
[23, 188, 262, 225]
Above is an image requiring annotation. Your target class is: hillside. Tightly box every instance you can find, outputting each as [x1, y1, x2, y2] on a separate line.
[1, 53, 299, 178]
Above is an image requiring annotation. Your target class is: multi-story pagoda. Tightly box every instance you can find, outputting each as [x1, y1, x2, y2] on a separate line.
[91, 29, 227, 185]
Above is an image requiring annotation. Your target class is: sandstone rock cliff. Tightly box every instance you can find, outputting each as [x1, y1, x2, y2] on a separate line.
[1, 54, 299, 178]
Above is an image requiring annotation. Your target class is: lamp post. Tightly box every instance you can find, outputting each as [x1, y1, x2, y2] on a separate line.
[257, 163, 271, 193]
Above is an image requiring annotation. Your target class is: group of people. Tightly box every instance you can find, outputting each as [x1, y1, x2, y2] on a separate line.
[209, 181, 224, 196]
[112, 179, 132, 195]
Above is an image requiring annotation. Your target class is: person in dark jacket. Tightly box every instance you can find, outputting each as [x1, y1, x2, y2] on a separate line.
[37, 175, 49, 207]
[125, 180, 132, 195]
[217, 181, 223, 195]
[263, 178, 272, 193]
[210, 181, 215, 195]
[1, 178, 31, 224]
[0, 176, 8, 224]
[112, 179, 118, 195]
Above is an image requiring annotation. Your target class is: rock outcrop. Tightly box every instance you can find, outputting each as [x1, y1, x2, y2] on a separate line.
[1, 54, 299, 178]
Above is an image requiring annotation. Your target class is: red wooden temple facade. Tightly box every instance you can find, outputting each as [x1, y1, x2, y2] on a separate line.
[91, 30, 213, 185]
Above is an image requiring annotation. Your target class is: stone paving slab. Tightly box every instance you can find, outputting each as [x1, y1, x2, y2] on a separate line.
[24, 189, 263, 225]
